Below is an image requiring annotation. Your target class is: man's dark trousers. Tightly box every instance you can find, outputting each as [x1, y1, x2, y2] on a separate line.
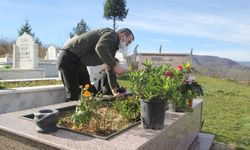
[57, 50, 91, 101]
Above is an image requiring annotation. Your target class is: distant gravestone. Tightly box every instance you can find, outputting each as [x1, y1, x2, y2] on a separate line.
[115, 51, 128, 69]
[46, 46, 57, 60]
[13, 32, 38, 69]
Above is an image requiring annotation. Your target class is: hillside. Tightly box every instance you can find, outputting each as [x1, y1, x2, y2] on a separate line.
[238, 61, 250, 67]
[192, 55, 250, 81]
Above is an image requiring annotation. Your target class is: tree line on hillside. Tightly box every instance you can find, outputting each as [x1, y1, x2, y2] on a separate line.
[0, 38, 14, 57]
[0, 0, 128, 58]
[192, 55, 250, 82]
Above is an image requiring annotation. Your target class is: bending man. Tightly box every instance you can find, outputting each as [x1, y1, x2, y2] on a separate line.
[57, 28, 134, 101]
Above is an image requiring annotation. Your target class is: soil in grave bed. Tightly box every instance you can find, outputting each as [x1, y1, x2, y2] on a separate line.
[21, 95, 141, 139]
[57, 101, 140, 139]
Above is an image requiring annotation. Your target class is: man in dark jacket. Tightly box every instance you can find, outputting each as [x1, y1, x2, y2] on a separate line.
[57, 28, 134, 101]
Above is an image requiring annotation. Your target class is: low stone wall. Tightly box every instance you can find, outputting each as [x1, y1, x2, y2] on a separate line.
[38, 60, 59, 77]
[0, 60, 59, 79]
[0, 85, 66, 114]
[0, 69, 45, 80]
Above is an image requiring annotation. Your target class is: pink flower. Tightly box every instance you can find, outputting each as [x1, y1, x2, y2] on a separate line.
[186, 75, 196, 84]
[176, 65, 183, 71]
[164, 71, 173, 78]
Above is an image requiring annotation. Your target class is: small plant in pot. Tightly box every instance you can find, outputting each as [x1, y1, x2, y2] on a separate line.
[129, 60, 170, 129]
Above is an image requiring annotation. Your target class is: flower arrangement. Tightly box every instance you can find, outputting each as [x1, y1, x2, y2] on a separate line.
[129, 60, 203, 111]
[163, 62, 203, 111]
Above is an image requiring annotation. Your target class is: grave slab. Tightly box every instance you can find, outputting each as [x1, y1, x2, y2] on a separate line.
[0, 99, 203, 150]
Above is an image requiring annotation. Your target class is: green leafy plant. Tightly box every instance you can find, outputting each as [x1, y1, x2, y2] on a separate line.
[0, 83, 5, 89]
[129, 60, 169, 101]
[65, 84, 140, 136]
[163, 62, 203, 111]
[3, 65, 11, 69]
[113, 95, 140, 121]
[129, 60, 203, 111]
[71, 84, 98, 127]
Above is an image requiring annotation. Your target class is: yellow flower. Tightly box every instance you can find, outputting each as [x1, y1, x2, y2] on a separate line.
[186, 62, 190, 68]
[83, 90, 91, 97]
[71, 125, 79, 130]
[83, 84, 90, 90]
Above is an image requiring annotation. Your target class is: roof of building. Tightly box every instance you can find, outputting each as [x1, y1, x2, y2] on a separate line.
[130, 52, 190, 57]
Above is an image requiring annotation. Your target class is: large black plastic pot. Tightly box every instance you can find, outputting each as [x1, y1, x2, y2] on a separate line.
[140, 99, 166, 129]
[34, 109, 59, 133]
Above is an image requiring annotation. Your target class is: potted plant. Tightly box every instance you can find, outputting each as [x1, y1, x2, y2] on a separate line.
[129, 60, 169, 129]
[163, 62, 203, 112]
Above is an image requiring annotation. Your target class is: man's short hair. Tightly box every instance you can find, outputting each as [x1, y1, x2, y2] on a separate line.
[117, 28, 134, 40]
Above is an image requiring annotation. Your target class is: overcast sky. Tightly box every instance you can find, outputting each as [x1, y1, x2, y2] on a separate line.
[1, 0, 250, 61]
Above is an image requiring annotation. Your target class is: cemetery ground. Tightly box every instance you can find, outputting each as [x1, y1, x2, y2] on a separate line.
[0, 74, 249, 149]
[118, 74, 250, 150]
[197, 75, 250, 150]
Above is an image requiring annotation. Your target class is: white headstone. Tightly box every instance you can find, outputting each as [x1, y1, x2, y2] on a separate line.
[46, 46, 57, 60]
[13, 32, 38, 69]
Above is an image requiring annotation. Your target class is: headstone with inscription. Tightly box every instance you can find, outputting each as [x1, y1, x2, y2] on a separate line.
[13, 32, 38, 69]
[46, 46, 58, 60]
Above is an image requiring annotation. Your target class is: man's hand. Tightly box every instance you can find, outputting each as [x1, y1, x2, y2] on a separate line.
[111, 88, 124, 98]
[113, 64, 127, 75]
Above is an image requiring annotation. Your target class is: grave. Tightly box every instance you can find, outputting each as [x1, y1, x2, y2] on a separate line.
[0, 33, 61, 79]
[13, 32, 38, 69]
[0, 84, 66, 114]
[0, 54, 12, 67]
[45, 46, 58, 60]
[0, 33, 44, 79]
[0, 99, 204, 150]
[40, 46, 59, 77]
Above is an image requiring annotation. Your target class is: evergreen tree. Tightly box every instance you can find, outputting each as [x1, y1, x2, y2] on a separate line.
[18, 19, 45, 58]
[18, 19, 41, 45]
[103, 0, 128, 30]
[18, 19, 34, 37]
[70, 19, 90, 38]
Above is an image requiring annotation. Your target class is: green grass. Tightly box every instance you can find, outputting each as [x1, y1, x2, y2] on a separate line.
[118, 74, 250, 149]
[197, 75, 250, 150]
[0, 80, 63, 89]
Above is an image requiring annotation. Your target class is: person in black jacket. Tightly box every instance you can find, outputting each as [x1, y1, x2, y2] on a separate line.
[57, 28, 134, 101]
